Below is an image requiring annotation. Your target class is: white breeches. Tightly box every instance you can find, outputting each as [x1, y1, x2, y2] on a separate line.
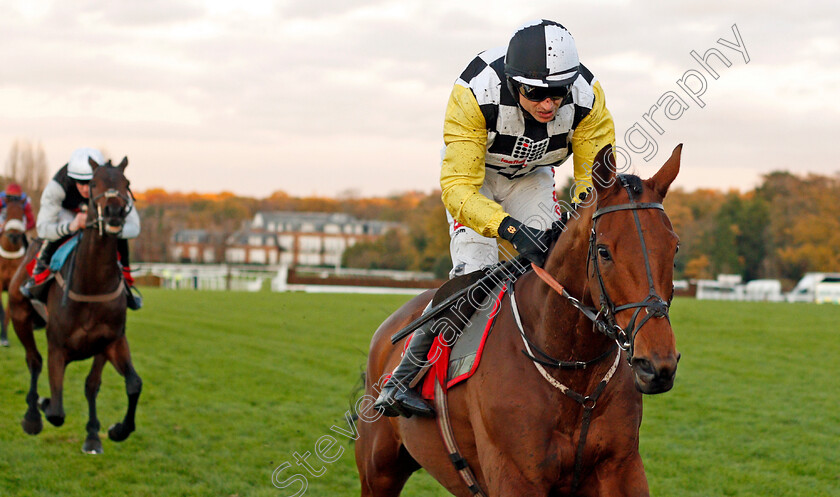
[447, 167, 561, 278]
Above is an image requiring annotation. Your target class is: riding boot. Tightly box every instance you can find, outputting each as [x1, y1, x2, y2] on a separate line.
[20, 239, 61, 301]
[118, 240, 142, 310]
[374, 319, 438, 418]
[122, 266, 143, 311]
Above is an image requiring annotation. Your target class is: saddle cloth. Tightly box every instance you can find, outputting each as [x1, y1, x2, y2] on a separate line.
[50, 234, 81, 272]
[408, 280, 509, 401]
[24, 235, 81, 278]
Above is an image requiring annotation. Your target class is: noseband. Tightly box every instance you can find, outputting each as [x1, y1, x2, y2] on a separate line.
[588, 176, 671, 358]
[88, 188, 133, 236]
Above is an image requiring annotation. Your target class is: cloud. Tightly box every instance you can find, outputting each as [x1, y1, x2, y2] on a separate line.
[0, 0, 838, 197]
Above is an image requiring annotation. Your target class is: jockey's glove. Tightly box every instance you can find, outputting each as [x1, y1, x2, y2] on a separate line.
[498, 216, 552, 267]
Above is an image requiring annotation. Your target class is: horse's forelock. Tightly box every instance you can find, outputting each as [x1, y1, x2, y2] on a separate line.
[618, 174, 644, 197]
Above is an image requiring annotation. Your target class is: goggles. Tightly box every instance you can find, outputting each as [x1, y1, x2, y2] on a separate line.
[517, 82, 570, 102]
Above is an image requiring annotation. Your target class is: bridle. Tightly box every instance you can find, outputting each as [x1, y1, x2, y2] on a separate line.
[532, 175, 673, 362]
[586, 176, 672, 359]
[87, 186, 133, 236]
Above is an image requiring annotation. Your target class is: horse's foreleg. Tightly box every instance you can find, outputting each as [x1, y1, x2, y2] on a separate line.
[105, 336, 142, 442]
[0, 300, 8, 346]
[42, 344, 68, 427]
[83, 354, 107, 454]
[355, 414, 418, 497]
[13, 317, 43, 435]
[588, 454, 649, 497]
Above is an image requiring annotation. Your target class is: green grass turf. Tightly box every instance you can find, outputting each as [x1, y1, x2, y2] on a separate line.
[0, 291, 838, 496]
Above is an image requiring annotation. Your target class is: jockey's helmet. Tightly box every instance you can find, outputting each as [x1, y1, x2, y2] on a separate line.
[67, 147, 105, 181]
[504, 19, 580, 102]
[5, 183, 22, 196]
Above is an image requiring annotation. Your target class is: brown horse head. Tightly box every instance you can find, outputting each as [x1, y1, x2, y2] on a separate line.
[2, 193, 27, 247]
[88, 157, 131, 236]
[587, 144, 682, 394]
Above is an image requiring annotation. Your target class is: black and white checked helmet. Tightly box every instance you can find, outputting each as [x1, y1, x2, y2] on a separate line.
[504, 19, 580, 89]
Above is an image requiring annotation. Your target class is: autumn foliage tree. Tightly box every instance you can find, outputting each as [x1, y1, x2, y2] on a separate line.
[120, 169, 839, 287]
[3, 139, 49, 212]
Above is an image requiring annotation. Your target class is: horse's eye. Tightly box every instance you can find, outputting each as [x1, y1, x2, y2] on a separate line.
[675, 244, 680, 254]
[597, 246, 612, 261]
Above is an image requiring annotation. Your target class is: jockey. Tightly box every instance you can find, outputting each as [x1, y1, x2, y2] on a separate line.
[0, 183, 36, 231]
[20, 147, 143, 310]
[375, 19, 616, 417]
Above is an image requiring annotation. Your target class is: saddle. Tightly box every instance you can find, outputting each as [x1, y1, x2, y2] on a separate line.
[408, 275, 510, 400]
[25, 235, 133, 309]
[24, 235, 81, 299]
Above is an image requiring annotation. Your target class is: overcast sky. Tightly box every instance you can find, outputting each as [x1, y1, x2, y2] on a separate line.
[1, 0, 837, 198]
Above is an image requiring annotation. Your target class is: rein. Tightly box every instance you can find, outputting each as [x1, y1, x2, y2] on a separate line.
[88, 188, 133, 237]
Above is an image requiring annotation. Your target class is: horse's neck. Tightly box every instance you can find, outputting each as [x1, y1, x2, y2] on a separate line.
[517, 215, 613, 364]
[73, 229, 121, 292]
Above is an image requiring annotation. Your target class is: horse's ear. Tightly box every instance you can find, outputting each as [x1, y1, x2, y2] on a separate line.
[591, 144, 616, 196]
[117, 156, 128, 172]
[88, 157, 100, 173]
[648, 144, 682, 198]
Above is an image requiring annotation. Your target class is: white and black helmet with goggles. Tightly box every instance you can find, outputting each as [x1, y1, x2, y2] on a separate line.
[504, 19, 580, 103]
[67, 147, 105, 181]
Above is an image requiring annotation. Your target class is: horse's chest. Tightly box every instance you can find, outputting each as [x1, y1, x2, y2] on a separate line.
[62, 326, 123, 359]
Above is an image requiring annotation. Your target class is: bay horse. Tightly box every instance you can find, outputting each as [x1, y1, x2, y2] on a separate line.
[356, 144, 682, 496]
[0, 195, 28, 347]
[8, 157, 142, 454]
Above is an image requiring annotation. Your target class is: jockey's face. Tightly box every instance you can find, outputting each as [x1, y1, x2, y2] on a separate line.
[75, 181, 90, 199]
[518, 94, 561, 123]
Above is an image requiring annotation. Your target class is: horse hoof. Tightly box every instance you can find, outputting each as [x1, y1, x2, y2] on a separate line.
[83, 438, 103, 455]
[46, 414, 65, 427]
[21, 417, 43, 435]
[108, 422, 134, 442]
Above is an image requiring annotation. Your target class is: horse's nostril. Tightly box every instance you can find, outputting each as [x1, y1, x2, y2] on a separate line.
[632, 358, 655, 376]
[676, 352, 682, 363]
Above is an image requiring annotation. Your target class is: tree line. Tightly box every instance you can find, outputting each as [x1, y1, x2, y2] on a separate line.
[130, 171, 840, 286]
[4, 138, 837, 287]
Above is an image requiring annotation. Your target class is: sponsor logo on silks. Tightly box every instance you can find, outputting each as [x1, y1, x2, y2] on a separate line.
[512, 136, 550, 165]
[506, 226, 517, 235]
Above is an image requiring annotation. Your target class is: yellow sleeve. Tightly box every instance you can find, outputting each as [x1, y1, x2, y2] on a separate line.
[571, 81, 616, 201]
[440, 85, 509, 238]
